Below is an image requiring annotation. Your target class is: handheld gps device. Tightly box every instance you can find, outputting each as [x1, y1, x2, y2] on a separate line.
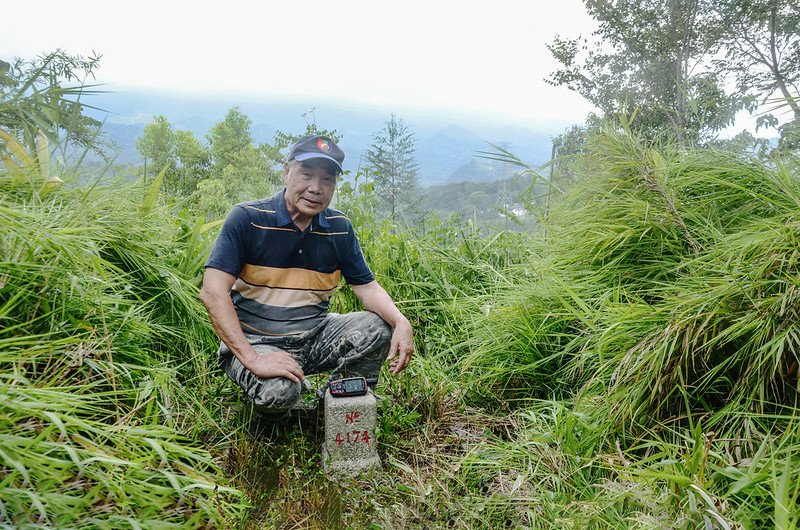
[329, 376, 369, 398]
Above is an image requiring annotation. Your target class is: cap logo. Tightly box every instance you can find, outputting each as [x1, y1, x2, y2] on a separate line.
[316, 138, 330, 152]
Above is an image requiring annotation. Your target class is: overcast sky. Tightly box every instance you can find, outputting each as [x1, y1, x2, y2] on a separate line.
[1, 1, 598, 128]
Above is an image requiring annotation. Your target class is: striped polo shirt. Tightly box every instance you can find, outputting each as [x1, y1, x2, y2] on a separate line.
[205, 189, 374, 336]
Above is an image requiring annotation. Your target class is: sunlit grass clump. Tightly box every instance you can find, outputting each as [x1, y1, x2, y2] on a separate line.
[465, 130, 800, 431]
[454, 135, 800, 527]
[0, 155, 246, 526]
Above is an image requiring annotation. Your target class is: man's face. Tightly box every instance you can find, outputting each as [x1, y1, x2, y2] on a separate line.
[283, 159, 338, 226]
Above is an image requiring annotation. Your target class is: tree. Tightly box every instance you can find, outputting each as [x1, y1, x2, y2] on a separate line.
[0, 50, 105, 161]
[549, 1, 800, 147]
[207, 107, 254, 172]
[363, 114, 419, 223]
[206, 107, 279, 201]
[192, 177, 230, 218]
[174, 129, 210, 196]
[136, 115, 175, 183]
[134, 117, 212, 196]
[547, 0, 741, 144]
[710, 0, 800, 146]
[194, 107, 281, 218]
[132, 108, 279, 217]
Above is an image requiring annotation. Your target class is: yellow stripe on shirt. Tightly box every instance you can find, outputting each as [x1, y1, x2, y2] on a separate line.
[239, 264, 341, 291]
[233, 280, 339, 307]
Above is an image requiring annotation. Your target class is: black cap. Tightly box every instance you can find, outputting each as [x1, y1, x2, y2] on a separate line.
[287, 135, 345, 174]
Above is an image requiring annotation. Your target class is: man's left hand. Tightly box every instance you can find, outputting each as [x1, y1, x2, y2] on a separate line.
[350, 280, 414, 375]
[387, 317, 414, 375]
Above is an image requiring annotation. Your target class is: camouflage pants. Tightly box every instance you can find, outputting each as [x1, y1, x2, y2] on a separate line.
[217, 311, 391, 413]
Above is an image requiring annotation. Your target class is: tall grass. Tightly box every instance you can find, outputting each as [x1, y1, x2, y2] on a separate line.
[8, 121, 794, 527]
[333, 178, 530, 415]
[464, 130, 800, 427]
[564, 137, 800, 430]
[448, 129, 800, 527]
[198, 129, 800, 529]
[0, 148, 247, 526]
[459, 255, 582, 402]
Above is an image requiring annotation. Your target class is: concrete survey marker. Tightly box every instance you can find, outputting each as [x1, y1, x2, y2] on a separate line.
[322, 388, 380, 477]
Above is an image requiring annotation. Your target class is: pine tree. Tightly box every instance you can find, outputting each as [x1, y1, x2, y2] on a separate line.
[363, 114, 419, 223]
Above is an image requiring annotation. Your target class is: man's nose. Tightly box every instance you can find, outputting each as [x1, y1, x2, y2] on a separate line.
[307, 176, 323, 193]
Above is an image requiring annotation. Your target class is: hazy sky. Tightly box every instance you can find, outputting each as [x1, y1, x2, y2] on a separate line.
[1, 1, 598, 127]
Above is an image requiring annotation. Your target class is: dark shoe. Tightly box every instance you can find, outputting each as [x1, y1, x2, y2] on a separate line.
[253, 407, 291, 421]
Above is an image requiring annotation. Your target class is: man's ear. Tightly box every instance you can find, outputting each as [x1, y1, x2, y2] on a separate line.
[283, 162, 290, 182]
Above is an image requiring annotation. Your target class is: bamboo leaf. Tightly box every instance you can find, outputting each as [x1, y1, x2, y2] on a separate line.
[0, 129, 35, 170]
[35, 130, 50, 181]
[142, 164, 168, 213]
[774, 454, 792, 530]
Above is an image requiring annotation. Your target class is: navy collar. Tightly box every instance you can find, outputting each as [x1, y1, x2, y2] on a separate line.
[275, 189, 331, 230]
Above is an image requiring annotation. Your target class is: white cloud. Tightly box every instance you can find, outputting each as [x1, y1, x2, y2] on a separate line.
[0, 0, 598, 126]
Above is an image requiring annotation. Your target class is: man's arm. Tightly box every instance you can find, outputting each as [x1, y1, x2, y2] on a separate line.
[199, 267, 304, 382]
[350, 280, 413, 375]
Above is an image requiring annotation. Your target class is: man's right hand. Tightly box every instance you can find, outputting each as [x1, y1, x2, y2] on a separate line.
[200, 268, 305, 383]
[243, 348, 305, 383]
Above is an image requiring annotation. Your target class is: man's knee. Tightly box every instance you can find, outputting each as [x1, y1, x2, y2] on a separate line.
[361, 311, 392, 357]
[249, 377, 301, 409]
[223, 356, 302, 409]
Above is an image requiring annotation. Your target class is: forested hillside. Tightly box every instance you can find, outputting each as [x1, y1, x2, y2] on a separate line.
[89, 91, 558, 186]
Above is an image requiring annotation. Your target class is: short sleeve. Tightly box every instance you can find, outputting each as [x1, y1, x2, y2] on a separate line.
[340, 223, 375, 285]
[205, 205, 250, 277]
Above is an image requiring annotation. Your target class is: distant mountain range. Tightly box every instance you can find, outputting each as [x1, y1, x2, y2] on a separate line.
[89, 91, 576, 186]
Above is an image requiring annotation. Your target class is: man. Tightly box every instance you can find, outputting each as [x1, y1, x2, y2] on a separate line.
[200, 135, 413, 416]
